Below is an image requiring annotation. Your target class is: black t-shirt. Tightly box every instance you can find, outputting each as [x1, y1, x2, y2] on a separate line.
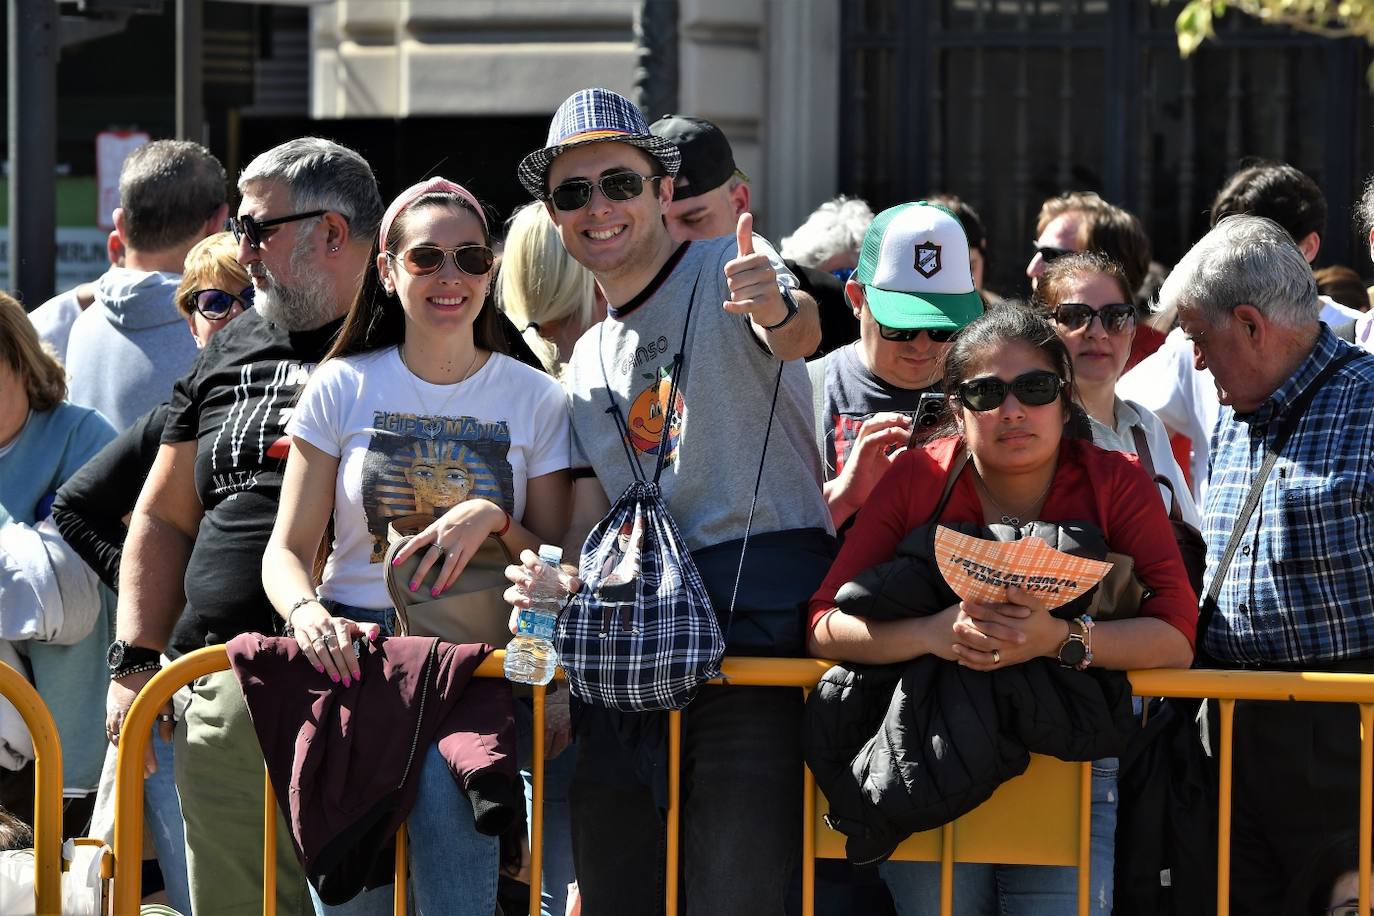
[161, 309, 343, 655]
[788, 261, 859, 359]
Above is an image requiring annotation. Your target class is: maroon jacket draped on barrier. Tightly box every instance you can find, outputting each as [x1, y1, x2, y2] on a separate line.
[227, 633, 520, 904]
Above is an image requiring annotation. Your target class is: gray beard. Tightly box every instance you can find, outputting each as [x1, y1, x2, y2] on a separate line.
[254, 262, 339, 332]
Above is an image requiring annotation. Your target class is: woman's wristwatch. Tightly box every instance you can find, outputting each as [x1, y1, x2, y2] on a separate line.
[1056, 615, 1094, 670]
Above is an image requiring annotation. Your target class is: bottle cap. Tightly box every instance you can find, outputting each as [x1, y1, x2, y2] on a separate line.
[537, 544, 564, 564]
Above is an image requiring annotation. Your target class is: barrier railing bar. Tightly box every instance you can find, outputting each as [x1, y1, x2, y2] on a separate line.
[666, 707, 683, 916]
[263, 769, 277, 916]
[0, 661, 63, 915]
[1361, 705, 1372, 916]
[1078, 760, 1091, 916]
[530, 684, 547, 916]
[939, 822, 954, 916]
[394, 824, 408, 914]
[802, 763, 816, 914]
[112, 654, 1374, 916]
[1217, 698, 1235, 916]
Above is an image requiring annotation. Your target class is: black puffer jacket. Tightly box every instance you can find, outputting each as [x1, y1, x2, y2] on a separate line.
[804, 522, 1137, 865]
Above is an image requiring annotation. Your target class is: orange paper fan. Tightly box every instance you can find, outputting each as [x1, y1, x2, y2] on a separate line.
[933, 525, 1114, 610]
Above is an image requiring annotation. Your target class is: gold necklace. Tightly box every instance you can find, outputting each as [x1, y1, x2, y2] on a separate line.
[398, 344, 481, 432]
[973, 467, 1055, 528]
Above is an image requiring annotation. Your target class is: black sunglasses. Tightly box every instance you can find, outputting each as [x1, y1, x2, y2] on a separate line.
[1052, 302, 1136, 335]
[957, 370, 1065, 412]
[226, 209, 328, 249]
[388, 244, 495, 277]
[548, 171, 661, 212]
[877, 323, 958, 343]
[188, 286, 253, 320]
[1031, 242, 1075, 264]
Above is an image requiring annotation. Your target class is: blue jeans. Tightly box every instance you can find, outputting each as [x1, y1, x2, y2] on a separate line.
[146, 730, 192, 916]
[310, 604, 499, 916]
[879, 759, 1118, 916]
[515, 697, 578, 916]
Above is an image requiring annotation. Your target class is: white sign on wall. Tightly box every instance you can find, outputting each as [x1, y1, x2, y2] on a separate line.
[96, 130, 150, 230]
[0, 228, 111, 295]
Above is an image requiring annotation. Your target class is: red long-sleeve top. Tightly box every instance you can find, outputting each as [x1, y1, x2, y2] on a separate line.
[808, 436, 1199, 649]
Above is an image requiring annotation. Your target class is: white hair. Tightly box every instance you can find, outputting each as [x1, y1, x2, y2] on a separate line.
[1158, 214, 1319, 329]
[780, 196, 875, 268]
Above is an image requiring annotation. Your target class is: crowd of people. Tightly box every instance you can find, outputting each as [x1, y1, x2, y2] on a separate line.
[0, 84, 1369, 916]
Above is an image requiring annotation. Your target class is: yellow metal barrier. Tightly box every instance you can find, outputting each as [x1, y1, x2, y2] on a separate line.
[110, 652, 1374, 916]
[112, 646, 548, 916]
[0, 660, 64, 915]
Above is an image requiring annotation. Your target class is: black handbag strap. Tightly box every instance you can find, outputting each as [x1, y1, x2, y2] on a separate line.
[597, 271, 701, 484]
[1203, 348, 1358, 604]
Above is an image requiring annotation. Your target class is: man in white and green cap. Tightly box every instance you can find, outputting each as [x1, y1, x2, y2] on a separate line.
[812, 200, 984, 528]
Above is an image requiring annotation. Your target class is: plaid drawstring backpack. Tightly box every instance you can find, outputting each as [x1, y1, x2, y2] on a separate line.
[555, 273, 783, 711]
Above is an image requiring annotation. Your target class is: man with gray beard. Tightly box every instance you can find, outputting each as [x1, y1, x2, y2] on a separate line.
[103, 137, 382, 915]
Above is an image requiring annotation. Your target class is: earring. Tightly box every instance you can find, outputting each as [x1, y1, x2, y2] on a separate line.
[329, 245, 339, 252]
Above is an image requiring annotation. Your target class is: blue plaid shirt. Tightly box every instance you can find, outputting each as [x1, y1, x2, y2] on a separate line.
[1202, 327, 1374, 666]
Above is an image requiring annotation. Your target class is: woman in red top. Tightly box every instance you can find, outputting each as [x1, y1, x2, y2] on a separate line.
[808, 304, 1196, 915]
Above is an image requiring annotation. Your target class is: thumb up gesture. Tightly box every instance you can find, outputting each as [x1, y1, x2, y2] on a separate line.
[723, 212, 789, 327]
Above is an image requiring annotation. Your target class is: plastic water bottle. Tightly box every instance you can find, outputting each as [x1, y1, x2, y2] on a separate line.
[504, 544, 565, 686]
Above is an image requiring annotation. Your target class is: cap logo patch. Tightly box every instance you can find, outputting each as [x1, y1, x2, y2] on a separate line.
[914, 242, 942, 279]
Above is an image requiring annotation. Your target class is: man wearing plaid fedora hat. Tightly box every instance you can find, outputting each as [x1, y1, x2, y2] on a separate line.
[512, 87, 832, 914]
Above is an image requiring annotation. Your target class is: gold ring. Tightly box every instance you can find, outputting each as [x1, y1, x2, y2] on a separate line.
[991, 649, 1001, 665]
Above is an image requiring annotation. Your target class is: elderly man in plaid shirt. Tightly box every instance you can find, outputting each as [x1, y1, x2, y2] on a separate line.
[1160, 213, 1374, 916]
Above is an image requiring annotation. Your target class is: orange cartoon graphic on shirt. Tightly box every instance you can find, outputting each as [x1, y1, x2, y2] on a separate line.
[626, 365, 686, 462]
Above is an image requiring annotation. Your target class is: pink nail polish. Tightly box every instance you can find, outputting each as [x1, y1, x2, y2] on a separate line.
[331, 673, 339, 683]
[430, 587, 440, 597]
[391, 557, 401, 566]
[342, 677, 351, 688]
[315, 665, 324, 674]
[355, 671, 363, 682]
[409, 581, 418, 592]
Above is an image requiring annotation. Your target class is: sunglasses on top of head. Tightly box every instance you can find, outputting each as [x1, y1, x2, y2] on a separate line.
[388, 244, 495, 277]
[957, 370, 1065, 412]
[548, 171, 662, 212]
[188, 286, 253, 321]
[1051, 302, 1136, 335]
[226, 210, 330, 250]
[1031, 242, 1075, 264]
[877, 323, 958, 344]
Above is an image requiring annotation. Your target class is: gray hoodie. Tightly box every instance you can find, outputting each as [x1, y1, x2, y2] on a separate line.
[64, 267, 198, 431]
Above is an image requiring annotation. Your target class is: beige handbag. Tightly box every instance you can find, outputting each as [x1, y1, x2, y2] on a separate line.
[383, 512, 514, 647]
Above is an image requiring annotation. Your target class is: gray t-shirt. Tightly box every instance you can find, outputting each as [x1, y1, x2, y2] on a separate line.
[814, 342, 941, 481]
[565, 237, 832, 551]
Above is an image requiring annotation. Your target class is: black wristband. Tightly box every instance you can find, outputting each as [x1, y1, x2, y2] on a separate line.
[760, 288, 799, 331]
[111, 660, 162, 681]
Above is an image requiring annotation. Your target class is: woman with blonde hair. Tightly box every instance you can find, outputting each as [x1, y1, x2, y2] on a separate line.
[173, 231, 254, 349]
[497, 201, 604, 375]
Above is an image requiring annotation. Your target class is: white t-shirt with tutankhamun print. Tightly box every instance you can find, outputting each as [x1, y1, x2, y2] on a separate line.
[288, 345, 570, 608]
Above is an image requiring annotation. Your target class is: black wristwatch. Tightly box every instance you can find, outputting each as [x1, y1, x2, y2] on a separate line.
[107, 640, 162, 679]
[1056, 628, 1088, 669]
[760, 287, 799, 331]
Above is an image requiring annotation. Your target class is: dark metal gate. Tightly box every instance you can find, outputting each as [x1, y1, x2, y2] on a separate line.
[840, 1, 1374, 297]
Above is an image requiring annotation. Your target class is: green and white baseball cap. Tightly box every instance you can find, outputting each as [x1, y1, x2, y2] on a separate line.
[855, 201, 984, 331]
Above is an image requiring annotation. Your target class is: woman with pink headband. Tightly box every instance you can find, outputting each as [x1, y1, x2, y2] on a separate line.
[262, 177, 572, 914]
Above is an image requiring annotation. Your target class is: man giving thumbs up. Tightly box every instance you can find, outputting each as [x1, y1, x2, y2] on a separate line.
[514, 87, 833, 915]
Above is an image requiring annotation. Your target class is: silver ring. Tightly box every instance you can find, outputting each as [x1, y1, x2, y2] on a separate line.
[312, 636, 327, 647]
[157, 714, 175, 724]
[322, 633, 336, 644]
[991, 649, 1001, 665]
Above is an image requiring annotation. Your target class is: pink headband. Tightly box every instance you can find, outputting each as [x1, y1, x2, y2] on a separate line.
[378, 177, 488, 254]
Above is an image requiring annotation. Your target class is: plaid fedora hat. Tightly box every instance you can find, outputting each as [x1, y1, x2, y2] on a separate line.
[518, 88, 681, 200]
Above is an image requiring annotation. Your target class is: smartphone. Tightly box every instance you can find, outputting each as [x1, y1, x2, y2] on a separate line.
[908, 391, 946, 446]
